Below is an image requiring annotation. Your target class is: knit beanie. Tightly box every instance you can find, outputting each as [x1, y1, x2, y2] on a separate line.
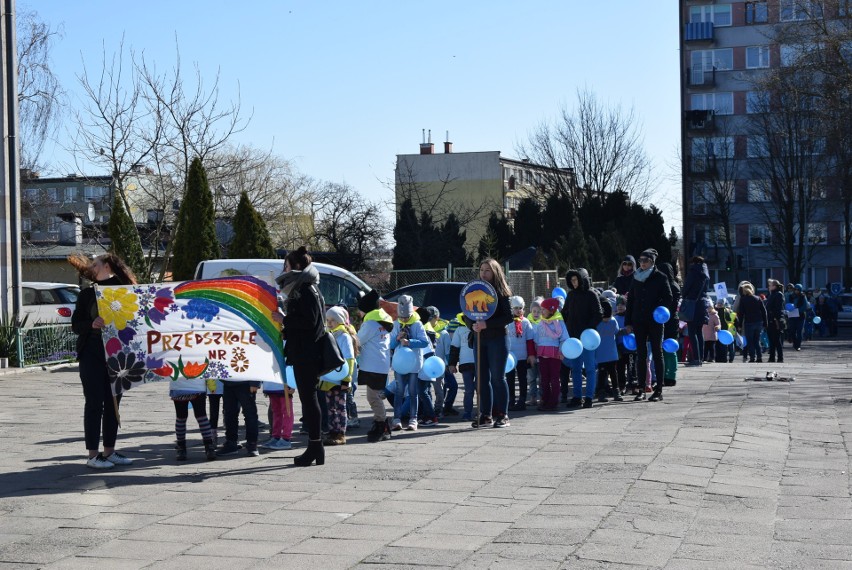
[541, 298, 560, 313]
[325, 306, 349, 326]
[640, 248, 658, 262]
[397, 295, 415, 318]
[358, 289, 380, 313]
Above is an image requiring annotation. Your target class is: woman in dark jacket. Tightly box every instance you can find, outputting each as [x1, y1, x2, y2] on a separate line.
[70, 253, 137, 470]
[613, 256, 636, 295]
[735, 280, 768, 363]
[765, 279, 785, 363]
[657, 262, 681, 386]
[563, 268, 603, 408]
[274, 247, 326, 466]
[681, 256, 710, 366]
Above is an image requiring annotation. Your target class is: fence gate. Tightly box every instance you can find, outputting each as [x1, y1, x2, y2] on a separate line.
[17, 324, 77, 367]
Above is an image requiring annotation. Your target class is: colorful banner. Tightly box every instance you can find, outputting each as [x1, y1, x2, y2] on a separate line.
[96, 276, 285, 396]
[459, 280, 498, 321]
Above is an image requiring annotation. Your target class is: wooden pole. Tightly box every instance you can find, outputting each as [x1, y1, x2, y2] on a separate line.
[474, 323, 481, 427]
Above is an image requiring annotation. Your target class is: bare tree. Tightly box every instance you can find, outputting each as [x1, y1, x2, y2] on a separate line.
[17, 9, 63, 172]
[517, 88, 655, 207]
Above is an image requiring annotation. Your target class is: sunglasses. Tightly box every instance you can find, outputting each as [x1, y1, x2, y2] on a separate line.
[639, 257, 652, 262]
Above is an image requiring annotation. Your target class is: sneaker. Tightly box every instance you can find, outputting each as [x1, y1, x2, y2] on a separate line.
[419, 417, 438, 427]
[405, 420, 418, 431]
[347, 417, 361, 429]
[582, 398, 593, 409]
[391, 418, 403, 431]
[443, 407, 460, 416]
[246, 444, 260, 457]
[86, 454, 114, 470]
[104, 452, 133, 466]
[259, 438, 280, 449]
[216, 441, 242, 456]
[473, 415, 493, 428]
[273, 439, 292, 450]
[494, 416, 510, 428]
[566, 397, 583, 408]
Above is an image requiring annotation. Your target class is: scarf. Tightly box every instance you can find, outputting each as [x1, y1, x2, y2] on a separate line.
[513, 316, 524, 337]
[278, 264, 320, 299]
[633, 266, 654, 283]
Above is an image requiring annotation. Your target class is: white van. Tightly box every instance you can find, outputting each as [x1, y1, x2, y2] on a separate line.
[193, 259, 372, 308]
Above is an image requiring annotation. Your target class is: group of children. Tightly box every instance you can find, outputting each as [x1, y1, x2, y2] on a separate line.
[171, 290, 660, 460]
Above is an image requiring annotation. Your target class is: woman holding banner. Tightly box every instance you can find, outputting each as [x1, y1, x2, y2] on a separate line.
[70, 253, 137, 470]
[275, 247, 326, 466]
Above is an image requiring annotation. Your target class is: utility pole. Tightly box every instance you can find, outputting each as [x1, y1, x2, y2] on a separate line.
[0, 0, 22, 316]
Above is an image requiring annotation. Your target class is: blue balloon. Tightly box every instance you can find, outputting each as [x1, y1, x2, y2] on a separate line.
[622, 333, 637, 351]
[422, 355, 446, 379]
[580, 328, 601, 351]
[285, 366, 296, 389]
[504, 352, 517, 374]
[813, 316, 822, 325]
[392, 347, 419, 375]
[785, 302, 795, 311]
[653, 306, 671, 324]
[561, 338, 584, 359]
[552, 287, 567, 299]
[662, 338, 679, 353]
[321, 364, 348, 384]
[717, 329, 734, 345]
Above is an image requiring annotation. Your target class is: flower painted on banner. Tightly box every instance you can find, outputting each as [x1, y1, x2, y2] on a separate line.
[118, 326, 136, 345]
[181, 358, 209, 379]
[182, 299, 219, 322]
[151, 363, 174, 378]
[145, 355, 165, 369]
[100, 288, 138, 330]
[107, 350, 146, 392]
[105, 337, 122, 356]
[147, 307, 167, 325]
[153, 288, 173, 312]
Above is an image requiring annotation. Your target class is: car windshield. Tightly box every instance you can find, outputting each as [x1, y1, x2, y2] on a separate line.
[54, 287, 80, 303]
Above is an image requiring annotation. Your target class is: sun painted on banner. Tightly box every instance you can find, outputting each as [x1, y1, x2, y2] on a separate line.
[96, 276, 285, 396]
[460, 280, 498, 321]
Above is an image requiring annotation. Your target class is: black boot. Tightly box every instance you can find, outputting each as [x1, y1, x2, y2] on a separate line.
[175, 441, 187, 461]
[381, 418, 392, 441]
[294, 439, 325, 466]
[203, 439, 217, 461]
[366, 421, 384, 443]
[649, 389, 663, 402]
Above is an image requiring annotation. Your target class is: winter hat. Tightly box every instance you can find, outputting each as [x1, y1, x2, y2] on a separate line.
[426, 306, 440, 320]
[326, 306, 349, 326]
[640, 248, 658, 262]
[509, 295, 525, 309]
[358, 289, 380, 313]
[397, 295, 415, 319]
[794, 283, 804, 291]
[602, 301, 613, 319]
[446, 318, 460, 333]
[541, 298, 560, 313]
[531, 297, 544, 309]
[601, 290, 616, 302]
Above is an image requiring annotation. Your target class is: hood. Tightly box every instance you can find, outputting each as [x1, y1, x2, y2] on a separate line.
[619, 255, 636, 277]
[657, 262, 677, 284]
[689, 261, 710, 281]
[565, 268, 591, 292]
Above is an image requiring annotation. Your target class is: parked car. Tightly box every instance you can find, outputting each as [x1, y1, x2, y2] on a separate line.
[193, 259, 372, 309]
[21, 282, 80, 325]
[837, 293, 852, 323]
[383, 282, 466, 321]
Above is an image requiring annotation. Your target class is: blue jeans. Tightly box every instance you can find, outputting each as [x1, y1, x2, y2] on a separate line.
[393, 373, 435, 421]
[461, 368, 475, 418]
[443, 369, 458, 409]
[473, 335, 509, 418]
[569, 348, 597, 399]
[744, 323, 763, 361]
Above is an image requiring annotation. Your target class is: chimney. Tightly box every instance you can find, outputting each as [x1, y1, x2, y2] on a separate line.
[419, 129, 434, 155]
[444, 130, 452, 154]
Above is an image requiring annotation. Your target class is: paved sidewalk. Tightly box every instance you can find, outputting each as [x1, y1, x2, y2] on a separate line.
[0, 333, 850, 569]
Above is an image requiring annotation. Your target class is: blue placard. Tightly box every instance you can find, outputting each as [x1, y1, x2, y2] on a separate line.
[831, 282, 842, 295]
[460, 280, 498, 321]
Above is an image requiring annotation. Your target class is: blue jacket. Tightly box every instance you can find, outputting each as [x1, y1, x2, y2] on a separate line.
[596, 319, 619, 363]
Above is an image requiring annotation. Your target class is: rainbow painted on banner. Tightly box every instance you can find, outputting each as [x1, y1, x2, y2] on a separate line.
[174, 277, 285, 372]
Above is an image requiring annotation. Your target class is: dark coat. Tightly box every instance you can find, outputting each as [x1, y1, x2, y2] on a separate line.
[681, 262, 710, 322]
[562, 268, 603, 338]
[463, 294, 512, 340]
[282, 281, 325, 366]
[736, 294, 768, 329]
[625, 268, 673, 328]
[72, 276, 122, 357]
[766, 290, 785, 322]
[657, 263, 681, 338]
[613, 255, 636, 295]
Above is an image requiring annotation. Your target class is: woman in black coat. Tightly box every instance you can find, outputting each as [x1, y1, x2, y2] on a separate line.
[274, 247, 326, 466]
[765, 279, 785, 363]
[681, 256, 710, 366]
[657, 262, 681, 386]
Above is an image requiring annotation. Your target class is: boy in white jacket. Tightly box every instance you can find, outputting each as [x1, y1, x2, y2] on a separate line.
[356, 290, 394, 442]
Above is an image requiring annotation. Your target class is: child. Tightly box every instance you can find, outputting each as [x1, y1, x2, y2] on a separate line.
[596, 302, 623, 402]
[206, 378, 223, 446]
[171, 388, 217, 461]
[448, 313, 475, 421]
[322, 307, 359, 445]
[260, 378, 295, 451]
[216, 378, 261, 457]
[436, 315, 459, 416]
[526, 297, 543, 406]
[506, 296, 536, 411]
[702, 304, 721, 363]
[417, 306, 442, 424]
[356, 290, 394, 443]
[614, 296, 636, 396]
[533, 297, 569, 411]
[389, 295, 431, 431]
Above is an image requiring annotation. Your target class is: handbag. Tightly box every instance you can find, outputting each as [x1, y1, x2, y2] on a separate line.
[311, 285, 345, 375]
[677, 299, 696, 322]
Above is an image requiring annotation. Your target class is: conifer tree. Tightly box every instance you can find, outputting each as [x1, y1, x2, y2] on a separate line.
[392, 198, 421, 270]
[171, 157, 220, 280]
[107, 192, 146, 279]
[441, 213, 472, 268]
[229, 191, 276, 259]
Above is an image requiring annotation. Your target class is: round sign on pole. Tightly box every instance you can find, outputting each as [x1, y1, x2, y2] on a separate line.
[460, 280, 499, 322]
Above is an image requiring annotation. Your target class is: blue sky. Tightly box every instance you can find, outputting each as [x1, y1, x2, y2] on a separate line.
[27, 1, 683, 231]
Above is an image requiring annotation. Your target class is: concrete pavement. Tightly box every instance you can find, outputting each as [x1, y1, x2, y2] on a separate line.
[0, 332, 850, 569]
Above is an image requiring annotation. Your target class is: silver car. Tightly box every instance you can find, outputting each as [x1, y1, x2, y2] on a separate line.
[21, 282, 80, 325]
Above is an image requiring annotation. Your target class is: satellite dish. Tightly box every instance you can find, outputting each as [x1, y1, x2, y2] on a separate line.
[86, 202, 95, 222]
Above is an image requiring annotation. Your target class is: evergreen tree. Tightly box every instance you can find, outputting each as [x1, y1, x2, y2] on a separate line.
[586, 236, 606, 284]
[551, 212, 590, 274]
[541, 193, 574, 250]
[229, 191, 276, 259]
[107, 192, 146, 279]
[392, 199, 422, 270]
[513, 198, 541, 250]
[441, 213, 472, 269]
[171, 157, 220, 280]
[477, 212, 514, 260]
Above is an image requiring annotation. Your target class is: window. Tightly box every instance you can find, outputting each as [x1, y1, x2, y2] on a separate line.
[45, 188, 58, 201]
[780, 0, 823, 21]
[748, 136, 769, 158]
[746, 46, 771, 69]
[63, 187, 78, 202]
[694, 224, 727, 247]
[795, 223, 827, 245]
[692, 137, 735, 159]
[691, 49, 734, 71]
[750, 224, 773, 246]
[21, 218, 31, 231]
[84, 186, 107, 199]
[746, 91, 769, 113]
[781, 43, 822, 66]
[691, 92, 733, 115]
[745, 1, 768, 23]
[689, 4, 732, 26]
[747, 179, 772, 202]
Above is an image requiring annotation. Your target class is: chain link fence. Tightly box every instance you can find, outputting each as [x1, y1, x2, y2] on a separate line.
[357, 268, 449, 293]
[17, 324, 77, 367]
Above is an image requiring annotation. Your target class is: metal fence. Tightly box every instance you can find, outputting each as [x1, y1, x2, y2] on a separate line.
[357, 268, 449, 293]
[17, 324, 77, 367]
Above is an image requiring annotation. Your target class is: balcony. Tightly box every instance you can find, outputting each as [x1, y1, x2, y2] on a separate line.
[685, 109, 715, 131]
[688, 65, 717, 88]
[685, 22, 715, 43]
